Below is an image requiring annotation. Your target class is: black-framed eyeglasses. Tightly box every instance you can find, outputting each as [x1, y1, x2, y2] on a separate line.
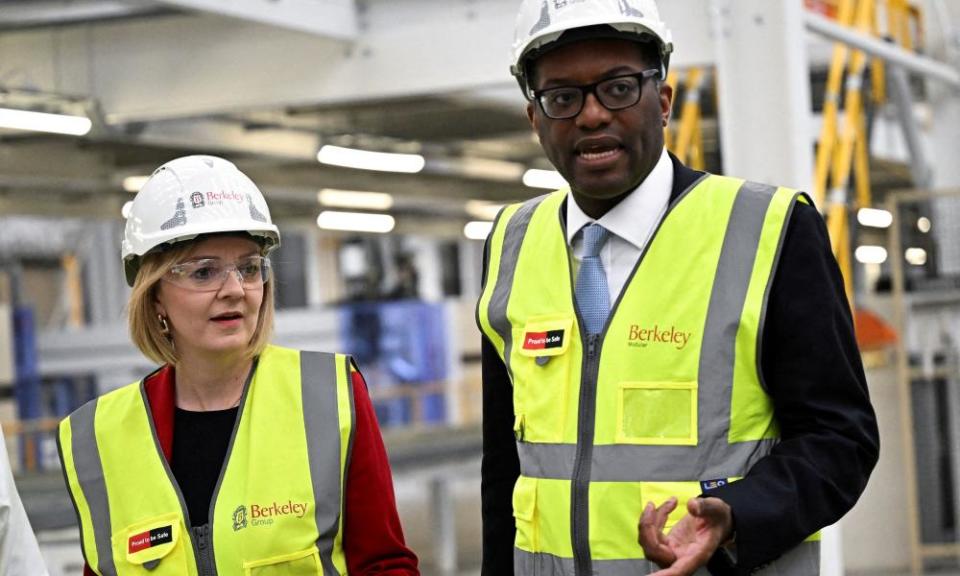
[532, 69, 661, 120]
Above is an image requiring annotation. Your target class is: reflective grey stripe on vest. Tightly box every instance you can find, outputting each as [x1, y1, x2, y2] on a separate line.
[487, 194, 551, 382]
[301, 351, 351, 576]
[68, 399, 118, 576]
[518, 438, 778, 481]
[515, 542, 818, 576]
[696, 181, 777, 464]
[515, 549, 668, 576]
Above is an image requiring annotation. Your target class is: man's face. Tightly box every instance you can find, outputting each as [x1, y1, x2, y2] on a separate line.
[527, 38, 673, 218]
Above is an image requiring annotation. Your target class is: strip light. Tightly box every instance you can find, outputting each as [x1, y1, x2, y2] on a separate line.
[905, 248, 927, 266]
[857, 208, 893, 229]
[0, 107, 92, 136]
[317, 210, 395, 233]
[123, 176, 150, 193]
[465, 200, 504, 221]
[523, 168, 567, 190]
[464, 221, 494, 240]
[317, 145, 425, 173]
[318, 189, 394, 210]
[855, 245, 888, 264]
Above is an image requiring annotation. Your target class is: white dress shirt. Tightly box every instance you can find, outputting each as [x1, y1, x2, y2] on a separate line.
[567, 147, 674, 305]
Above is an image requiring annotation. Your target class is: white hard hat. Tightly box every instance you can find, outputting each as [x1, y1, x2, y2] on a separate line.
[511, 0, 674, 98]
[121, 155, 280, 286]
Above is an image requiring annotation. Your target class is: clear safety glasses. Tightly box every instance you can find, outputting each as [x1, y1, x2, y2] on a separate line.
[164, 256, 271, 292]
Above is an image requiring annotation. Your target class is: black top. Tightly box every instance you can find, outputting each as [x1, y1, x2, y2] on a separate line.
[480, 156, 880, 575]
[171, 406, 239, 527]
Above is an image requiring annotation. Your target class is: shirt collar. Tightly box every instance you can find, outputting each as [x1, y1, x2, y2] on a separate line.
[566, 147, 673, 249]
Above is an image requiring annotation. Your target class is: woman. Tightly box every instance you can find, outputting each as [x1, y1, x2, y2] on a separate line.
[57, 155, 419, 575]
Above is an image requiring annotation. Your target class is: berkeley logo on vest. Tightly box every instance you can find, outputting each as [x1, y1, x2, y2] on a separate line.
[628, 324, 692, 350]
[128, 525, 173, 554]
[522, 329, 564, 351]
[232, 500, 310, 530]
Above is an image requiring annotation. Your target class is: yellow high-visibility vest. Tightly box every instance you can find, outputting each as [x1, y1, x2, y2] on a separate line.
[58, 345, 354, 575]
[478, 174, 820, 575]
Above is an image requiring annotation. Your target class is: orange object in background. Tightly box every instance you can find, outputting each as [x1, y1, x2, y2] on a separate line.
[854, 308, 898, 351]
[806, 0, 839, 19]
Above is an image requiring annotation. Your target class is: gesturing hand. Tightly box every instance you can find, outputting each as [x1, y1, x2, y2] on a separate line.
[638, 496, 734, 576]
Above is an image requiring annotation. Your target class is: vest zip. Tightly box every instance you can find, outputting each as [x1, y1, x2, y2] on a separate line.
[200, 361, 258, 576]
[137, 362, 257, 576]
[571, 330, 601, 576]
[193, 524, 216, 575]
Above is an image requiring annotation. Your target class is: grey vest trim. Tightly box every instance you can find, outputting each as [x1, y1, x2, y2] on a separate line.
[696, 181, 776, 460]
[514, 542, 819, 576]
[67, 399, 118, 576]
[487, 193, 551, 384]
[756, 192, 805, 394]
[301, 351, 349, 576]
[517, 438, 779, 482]
[514, 548, 660, 576]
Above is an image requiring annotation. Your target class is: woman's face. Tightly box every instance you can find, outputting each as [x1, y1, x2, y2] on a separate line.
[154, 235, 264, 362]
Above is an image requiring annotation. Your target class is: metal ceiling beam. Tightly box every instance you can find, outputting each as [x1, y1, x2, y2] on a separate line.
[0, 0, 717, 123]
[805, 11, 960, 88]
[151, 0, 358, 40]
[0, 1, 162, 29]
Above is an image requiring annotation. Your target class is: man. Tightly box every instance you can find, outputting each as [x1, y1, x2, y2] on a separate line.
[476, 1, 879, 575]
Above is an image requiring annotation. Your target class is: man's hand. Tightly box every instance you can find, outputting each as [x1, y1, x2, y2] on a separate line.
[638, 496, 734, 576]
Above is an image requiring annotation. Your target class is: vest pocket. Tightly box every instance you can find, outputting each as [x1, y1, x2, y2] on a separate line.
[114, 513, 189, 574]
[616, 381, 698, 445]
[243, 547, 322, 575]
[511, 315, 575, 442]
[512, 475, 539, 552]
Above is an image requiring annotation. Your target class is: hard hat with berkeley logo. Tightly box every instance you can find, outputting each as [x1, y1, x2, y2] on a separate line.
[511, 0, 674, 98]
[121, 155, 281, 286]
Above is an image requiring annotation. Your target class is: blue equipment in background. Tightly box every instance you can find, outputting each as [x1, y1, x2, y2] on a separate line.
[340, 300, 448, 427]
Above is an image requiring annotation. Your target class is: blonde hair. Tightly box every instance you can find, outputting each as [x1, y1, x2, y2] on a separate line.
[127, 237, 275, 366]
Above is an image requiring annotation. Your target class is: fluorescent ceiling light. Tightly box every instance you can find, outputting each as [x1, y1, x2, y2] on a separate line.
[465, 200, 504, 221]
[857, 208, 893, 228]
[123, 175, 150, 193]
[317, 145, 425, 173]
[458, 157, 525, 181]
[464, 221, 494, 240]
[523, 168, 567, 190]
[317, 210, 395, 234]
[905, 248, 927, 266]
[917, 217, 931, 233]
[855, 245, 887, 264]
[0, 107, 92, 136]
[318, 188, 394, 210]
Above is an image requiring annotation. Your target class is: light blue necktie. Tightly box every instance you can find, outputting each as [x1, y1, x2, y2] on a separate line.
[575, 223, 611, 335]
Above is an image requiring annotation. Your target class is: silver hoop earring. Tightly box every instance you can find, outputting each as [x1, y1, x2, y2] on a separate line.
[158, 314, 171, 337]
